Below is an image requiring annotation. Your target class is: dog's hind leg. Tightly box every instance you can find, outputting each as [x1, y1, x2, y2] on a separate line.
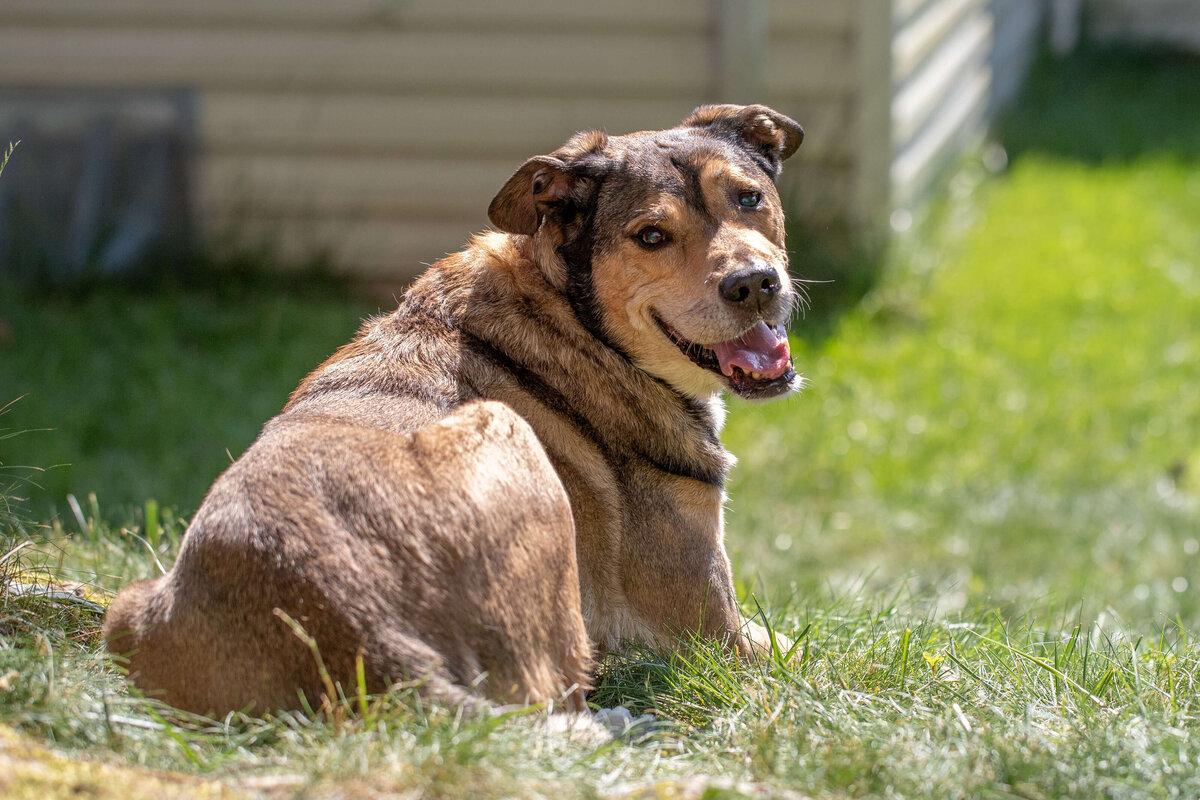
[105, 400, 591, 715]
[388, 400, 593, 710]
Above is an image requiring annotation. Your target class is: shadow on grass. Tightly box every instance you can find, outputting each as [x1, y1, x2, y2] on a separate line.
[7, 245, 362, 303]
[0, 260, 377, 519]
[999, 45, 1200, 164]
[786, 218, 885, 345]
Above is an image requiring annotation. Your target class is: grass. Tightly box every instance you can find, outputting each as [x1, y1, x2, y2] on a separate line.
[3, 46, 1200, 798]
[722, 48, 1200, 629]
[0, 140, 17, 181]
[0, 281, 375, 518]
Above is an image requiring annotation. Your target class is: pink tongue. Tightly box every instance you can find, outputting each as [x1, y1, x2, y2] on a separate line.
[712, 322, 791, 378]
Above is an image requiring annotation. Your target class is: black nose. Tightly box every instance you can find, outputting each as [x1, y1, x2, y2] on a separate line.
[719, 267, 781, 307]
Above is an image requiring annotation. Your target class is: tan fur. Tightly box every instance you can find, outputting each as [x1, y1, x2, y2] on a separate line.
[105, 105, 805, 715]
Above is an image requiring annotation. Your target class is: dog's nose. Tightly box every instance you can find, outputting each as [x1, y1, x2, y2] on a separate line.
[719, 266, 781, 308]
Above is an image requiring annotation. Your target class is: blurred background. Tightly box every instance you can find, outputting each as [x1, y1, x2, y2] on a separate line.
[1, 1, 1198, 622]
[0, 0, 1077, 284]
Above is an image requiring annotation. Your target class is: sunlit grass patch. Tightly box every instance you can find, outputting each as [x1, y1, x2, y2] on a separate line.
[723, 56, 1200, 626]
[6, 519, 1199, 799]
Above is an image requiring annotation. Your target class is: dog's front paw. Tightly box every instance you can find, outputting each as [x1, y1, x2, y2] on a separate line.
[739, 619, 795, 663]
[593, 705, 661, 740]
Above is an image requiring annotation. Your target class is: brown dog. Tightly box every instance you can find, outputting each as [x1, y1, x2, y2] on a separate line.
[104, 104, 805, 715]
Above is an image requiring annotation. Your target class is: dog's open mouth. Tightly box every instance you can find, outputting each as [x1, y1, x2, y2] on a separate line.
[657, 317, 796, 399]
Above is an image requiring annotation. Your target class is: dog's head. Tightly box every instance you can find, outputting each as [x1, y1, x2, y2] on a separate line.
[489, 104, 804, 401]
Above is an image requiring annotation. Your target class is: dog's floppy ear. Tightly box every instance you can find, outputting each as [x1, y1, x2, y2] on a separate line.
[488, 156, 573, 236]
[683, 104, 804, 179]
[489, 130, 610, 236]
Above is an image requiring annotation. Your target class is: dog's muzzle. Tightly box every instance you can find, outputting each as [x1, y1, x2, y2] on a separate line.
[657, 316, 798, 400]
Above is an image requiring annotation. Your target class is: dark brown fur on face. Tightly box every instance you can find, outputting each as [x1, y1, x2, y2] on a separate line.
[104, 104, 805, 716]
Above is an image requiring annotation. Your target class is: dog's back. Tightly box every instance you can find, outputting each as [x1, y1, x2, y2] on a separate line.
[105, 397, 590, 713]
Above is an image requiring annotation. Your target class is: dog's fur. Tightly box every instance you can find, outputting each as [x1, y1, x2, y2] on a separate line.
[104, 104, 805, 715]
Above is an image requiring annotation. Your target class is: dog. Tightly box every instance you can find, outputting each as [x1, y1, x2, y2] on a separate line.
[103, 103, 805, 715]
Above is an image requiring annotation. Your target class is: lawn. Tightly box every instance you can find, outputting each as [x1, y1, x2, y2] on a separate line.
[3, 47, 1200, 798]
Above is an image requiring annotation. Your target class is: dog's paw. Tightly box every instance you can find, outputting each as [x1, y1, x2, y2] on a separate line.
[741, 620, 795, 663]
[536, 705, 660, 744]
[592, 705, 661, 741]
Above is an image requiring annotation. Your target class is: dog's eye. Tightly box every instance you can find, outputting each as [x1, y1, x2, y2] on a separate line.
[637, 226, 667, 247]
[737, 190, 763, 208]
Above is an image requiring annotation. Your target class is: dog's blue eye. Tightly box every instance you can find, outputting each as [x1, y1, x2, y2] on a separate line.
[638, 227, 666, 246]
[738, 191, 762, 208]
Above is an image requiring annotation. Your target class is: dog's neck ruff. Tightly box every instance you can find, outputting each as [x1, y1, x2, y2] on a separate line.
[428, 247, 730, 488]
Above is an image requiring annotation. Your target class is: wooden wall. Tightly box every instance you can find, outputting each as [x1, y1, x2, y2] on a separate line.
[889, 0, 1045, 211]
[0, 0, 860, 280]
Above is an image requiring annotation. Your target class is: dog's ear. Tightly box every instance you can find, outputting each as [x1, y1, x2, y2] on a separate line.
[488, 156, 573, 236]
[489, 130, 609, 236]
[683, 104, 804, 179]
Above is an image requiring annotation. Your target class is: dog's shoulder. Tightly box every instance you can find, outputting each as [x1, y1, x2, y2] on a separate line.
[277, 233, 534, 430]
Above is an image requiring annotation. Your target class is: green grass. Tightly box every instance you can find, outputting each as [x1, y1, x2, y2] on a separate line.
[0, 140, 17, 181]
[3, 46, 1200, 798]
[0, 283, 375, 519]
[722, 49, 1200, 629]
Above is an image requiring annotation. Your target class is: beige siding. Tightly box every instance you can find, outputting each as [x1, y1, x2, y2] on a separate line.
[851, 0, 894, 236]
[766, 3, 857, 230]
[889, 0, 1044, 209]
[0, 0, 860, 278]
[200, 93, 853, 162]
[0, 0, 711, 31]
[769, 2, 858, 34]
[199, 155, 517, 221]
[210, 218, 485, 277]
[1087, 0, 1200, 51]
[0, 28, 713, 95]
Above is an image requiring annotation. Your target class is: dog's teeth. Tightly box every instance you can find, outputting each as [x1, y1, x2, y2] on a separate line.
[750, 371, 761, 380]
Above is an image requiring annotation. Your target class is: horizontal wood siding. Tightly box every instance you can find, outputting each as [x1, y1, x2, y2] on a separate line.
[0, 1, 858, 278]
[0, 1, 712, 32]
[209, 218, 486, 277]
[0, 29, 715, 96]
[766, 4, 856, 230]
[890, 0, 1044, 208]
